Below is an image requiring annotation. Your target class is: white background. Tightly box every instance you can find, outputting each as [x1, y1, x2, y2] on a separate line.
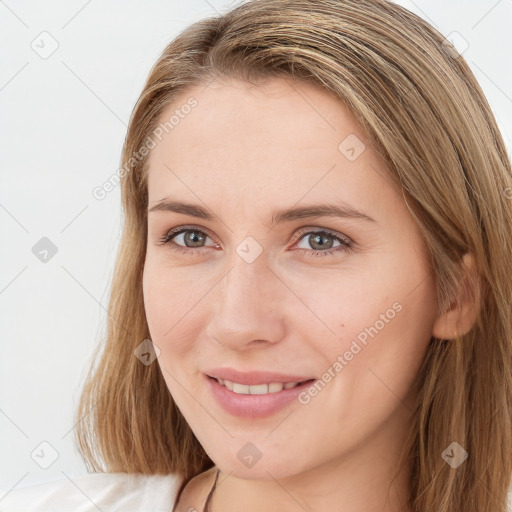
[1, 0, 511, 493]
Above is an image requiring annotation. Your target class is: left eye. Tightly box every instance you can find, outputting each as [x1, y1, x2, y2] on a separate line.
[158, 227, 354, 258]
[294, 230, 353, 257]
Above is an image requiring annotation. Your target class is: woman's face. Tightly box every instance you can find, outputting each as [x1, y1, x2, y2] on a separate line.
[143, 76, 439, 479]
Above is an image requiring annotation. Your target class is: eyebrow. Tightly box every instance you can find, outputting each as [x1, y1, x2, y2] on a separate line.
[148, 199, 376, 225]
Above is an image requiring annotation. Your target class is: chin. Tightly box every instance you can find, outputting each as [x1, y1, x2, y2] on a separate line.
[210, 450, 307, 481]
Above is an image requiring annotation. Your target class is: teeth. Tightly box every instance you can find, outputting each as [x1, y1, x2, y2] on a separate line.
[244, 383, 268, 394]
[270, 382, 286, 392]
[216, 378, 304, 394]
[233, 383, 251, 394]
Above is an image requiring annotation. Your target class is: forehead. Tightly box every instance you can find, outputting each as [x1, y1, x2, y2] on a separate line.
[146, 76, 398, 215]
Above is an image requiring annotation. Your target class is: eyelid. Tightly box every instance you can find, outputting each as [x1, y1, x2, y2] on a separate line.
[292, 226, 352, 245]
[160, 224, 219, 246]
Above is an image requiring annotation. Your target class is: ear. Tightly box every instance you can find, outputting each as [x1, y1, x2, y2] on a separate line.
[432, 252, 482, 340]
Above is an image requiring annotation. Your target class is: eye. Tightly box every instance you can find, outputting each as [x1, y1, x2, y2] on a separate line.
[157, 226, 354, 258]
[157, 226, 217, 254]
[293, 229, 353, 258]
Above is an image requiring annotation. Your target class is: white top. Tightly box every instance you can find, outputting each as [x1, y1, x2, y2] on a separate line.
[3, 472, 512, 511]
[0, 472, 184, 512]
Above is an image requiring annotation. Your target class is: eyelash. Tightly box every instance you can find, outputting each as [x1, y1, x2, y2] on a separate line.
[157, 225, 354, 258]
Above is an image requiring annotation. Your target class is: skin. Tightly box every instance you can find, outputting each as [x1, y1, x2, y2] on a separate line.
[142, 76, 478, 512]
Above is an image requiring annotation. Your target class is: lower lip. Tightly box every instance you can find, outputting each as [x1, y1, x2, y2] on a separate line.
[205, 374, 316, 418]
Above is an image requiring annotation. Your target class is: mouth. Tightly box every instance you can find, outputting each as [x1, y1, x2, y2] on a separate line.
[202, 366, 319, 418]
[206, 375, 316, 395]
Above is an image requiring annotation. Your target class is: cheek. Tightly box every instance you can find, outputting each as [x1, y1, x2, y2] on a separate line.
[142, 260, 169, 340]
[297, 252, 436, 374]
[143, 263, 203, 399]
[142, 260, 196, 362]
[143, 255, 207, 338]
[282, 263, 399, 344]
[304, 281, 435, 435]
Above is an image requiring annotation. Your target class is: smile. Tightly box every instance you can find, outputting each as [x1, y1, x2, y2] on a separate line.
[205, 375, 317, 418]
[213, 377, 313, 394]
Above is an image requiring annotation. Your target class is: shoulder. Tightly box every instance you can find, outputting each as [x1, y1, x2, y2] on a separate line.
[0, 471, 184, 512]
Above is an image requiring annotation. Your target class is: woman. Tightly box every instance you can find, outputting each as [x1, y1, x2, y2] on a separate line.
[2, 0, 511, 511]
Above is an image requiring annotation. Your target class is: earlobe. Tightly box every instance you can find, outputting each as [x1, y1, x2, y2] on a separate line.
[431, 252, 482, 340]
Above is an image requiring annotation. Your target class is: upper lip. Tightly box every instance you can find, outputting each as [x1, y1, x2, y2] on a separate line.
[205, 367, 316, 385]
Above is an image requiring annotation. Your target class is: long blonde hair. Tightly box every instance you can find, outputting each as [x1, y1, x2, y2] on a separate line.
[75, 1, 512, 510]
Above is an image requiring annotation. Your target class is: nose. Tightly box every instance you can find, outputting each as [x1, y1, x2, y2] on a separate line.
[206, 253, 286, 351]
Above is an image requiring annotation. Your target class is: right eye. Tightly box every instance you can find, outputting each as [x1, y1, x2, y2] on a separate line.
[158, 226, 218, 254]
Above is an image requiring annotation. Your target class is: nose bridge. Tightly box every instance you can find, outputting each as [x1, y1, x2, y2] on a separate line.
[220, 250, 273, 317]
[206, 247, 285, 348]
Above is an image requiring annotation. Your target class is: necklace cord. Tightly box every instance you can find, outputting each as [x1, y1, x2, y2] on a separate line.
[203, 468, 220, 512]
